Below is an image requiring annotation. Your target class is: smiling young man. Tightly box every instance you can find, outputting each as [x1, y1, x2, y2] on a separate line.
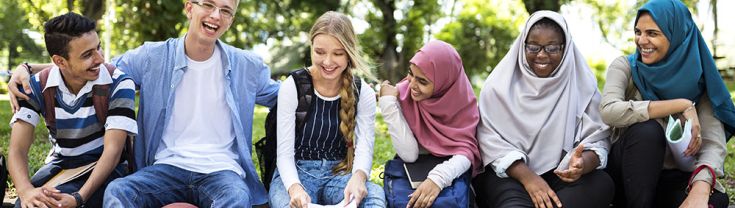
[8, 0, 278, 206]
[8, 12, 136, 208]
[98, 0, 279, 207]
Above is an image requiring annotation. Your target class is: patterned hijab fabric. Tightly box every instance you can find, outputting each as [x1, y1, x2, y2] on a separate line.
[396, 40, 483, 176]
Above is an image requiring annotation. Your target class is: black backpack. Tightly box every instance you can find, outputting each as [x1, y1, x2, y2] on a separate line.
[255, 68, 361, 191]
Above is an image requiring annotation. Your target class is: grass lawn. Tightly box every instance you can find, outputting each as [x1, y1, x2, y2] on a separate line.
[1, 99, 733, 204]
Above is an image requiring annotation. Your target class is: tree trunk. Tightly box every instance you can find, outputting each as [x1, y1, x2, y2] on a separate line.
[82, 0, 105, 21]
[375, 0, 400, 82]
[67, 0, 74, 11]
[523, 0, 561, 13]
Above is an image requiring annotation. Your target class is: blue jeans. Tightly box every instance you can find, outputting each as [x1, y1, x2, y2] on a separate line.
[104, 164, 250, 208]
[14, 156, 127, 208]
[269, 160, 386, 208]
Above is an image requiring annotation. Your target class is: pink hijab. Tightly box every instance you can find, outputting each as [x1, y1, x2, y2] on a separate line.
[396, 40, 482, 175]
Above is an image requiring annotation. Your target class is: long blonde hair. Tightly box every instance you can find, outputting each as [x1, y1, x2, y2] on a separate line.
[309, 11, 372, 174]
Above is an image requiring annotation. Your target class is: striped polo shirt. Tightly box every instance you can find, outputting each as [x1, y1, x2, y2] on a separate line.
[10, 65, 137, 161]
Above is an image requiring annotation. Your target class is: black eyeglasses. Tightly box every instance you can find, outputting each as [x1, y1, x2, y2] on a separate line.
[191, 1, 234, 19]
[525, 43, 564, 54]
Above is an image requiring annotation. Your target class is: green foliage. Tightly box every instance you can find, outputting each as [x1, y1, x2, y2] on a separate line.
[436, 0, 527, 79]
[229, 0, 342, 75]
[360, 0, 445, 83]
[587, 58, 608, 90]
[522, 0, 567, 13]
[0, 0, 47, 70]
[109, 0, 186, 56]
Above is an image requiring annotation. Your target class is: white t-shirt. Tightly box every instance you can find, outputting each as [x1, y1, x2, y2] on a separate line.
[155, 49, 243, 176]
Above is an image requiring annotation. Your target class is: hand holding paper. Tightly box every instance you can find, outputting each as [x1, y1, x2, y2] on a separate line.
[665, 116, 696, 172]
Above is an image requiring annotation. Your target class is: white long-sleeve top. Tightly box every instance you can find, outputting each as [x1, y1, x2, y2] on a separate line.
[378, 96, 470, 189]
[277, 76, 376, 191]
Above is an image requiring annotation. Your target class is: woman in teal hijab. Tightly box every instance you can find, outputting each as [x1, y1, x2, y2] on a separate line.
[600, 0, 732, 207]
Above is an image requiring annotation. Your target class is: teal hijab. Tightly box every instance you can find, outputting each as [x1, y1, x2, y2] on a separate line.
[629, 0, 735, 140]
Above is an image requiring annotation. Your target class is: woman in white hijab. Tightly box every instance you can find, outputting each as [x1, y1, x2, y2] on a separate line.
[472, 11, 613, 208]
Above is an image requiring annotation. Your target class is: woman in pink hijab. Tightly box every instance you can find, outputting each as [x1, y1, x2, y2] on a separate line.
[379, 40, 482, 208]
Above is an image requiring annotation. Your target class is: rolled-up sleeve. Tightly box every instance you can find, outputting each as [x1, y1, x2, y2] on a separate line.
[490, 151, 527, 178]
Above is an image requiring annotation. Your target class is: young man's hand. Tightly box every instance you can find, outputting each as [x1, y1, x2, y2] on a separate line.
[18, 187, 61, 208]
[48, 192, 79, 208]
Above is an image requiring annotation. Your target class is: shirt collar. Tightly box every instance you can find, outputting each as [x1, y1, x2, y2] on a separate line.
[175, 35, 232, 75]
[42, 64, 114, 93]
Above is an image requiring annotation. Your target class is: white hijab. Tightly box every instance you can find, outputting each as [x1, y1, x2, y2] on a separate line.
[477, 11, 610, 174]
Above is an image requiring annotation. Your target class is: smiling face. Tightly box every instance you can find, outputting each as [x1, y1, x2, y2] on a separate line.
[407, 64, 435, 101]
[310, 34, 349, 82]
[635, 13, 670, 64]
[53, 31, 104, 83]
[525, 25, 564, 78]
[185, 0, 236, 44]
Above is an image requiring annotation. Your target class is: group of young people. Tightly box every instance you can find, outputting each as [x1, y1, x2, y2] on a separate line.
[4, 0, 733, 207]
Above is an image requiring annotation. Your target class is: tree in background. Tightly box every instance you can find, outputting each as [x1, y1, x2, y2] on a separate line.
[0, 0, 45, 71]
[436, 0, 526, 80]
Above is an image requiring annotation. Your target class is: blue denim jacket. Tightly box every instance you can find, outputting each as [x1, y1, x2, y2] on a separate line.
[111, 36, 279, 205]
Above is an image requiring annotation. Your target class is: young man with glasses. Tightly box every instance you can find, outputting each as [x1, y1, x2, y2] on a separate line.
[8, 0, 279, 207]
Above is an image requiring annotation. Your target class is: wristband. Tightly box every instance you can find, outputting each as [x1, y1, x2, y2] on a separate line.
[686, 164, 715, 195]
[71, 192, 85, 208]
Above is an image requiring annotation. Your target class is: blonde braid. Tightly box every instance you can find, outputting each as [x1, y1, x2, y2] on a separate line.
[333, 68, 356, 174]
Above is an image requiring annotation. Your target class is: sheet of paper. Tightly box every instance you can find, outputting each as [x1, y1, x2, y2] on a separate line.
[308, 196, 356, 208]
[665, 116, 695, 172]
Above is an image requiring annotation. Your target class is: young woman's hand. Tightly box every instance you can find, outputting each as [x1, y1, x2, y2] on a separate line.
[406, 179, 441, 208]
[679, 181, 710, 208]
[680, 105, 701, 156]
[554, 144, 585, 182]
[287, 183, 311, 208]
[379, 80, 399, 97]
[343, 170, 368, 206]
[520, 175, 562, 208]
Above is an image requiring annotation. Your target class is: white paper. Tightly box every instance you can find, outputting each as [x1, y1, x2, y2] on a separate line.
[308, 196, 357, 208]
[665, 116, 695, 172]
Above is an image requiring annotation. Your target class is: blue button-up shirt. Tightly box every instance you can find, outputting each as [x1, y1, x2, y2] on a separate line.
[111, 36, 279, 205]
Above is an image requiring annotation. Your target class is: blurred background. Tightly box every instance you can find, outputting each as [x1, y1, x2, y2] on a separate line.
[0, 0, 733, 87]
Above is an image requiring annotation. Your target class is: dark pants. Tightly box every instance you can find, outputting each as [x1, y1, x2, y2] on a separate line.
[472, 166, 614, 208]
[14, 155, 127, 208]
[606, 120, 729, 208]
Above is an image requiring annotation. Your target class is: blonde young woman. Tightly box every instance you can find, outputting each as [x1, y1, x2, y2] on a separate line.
[269, 11, 386, 208]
